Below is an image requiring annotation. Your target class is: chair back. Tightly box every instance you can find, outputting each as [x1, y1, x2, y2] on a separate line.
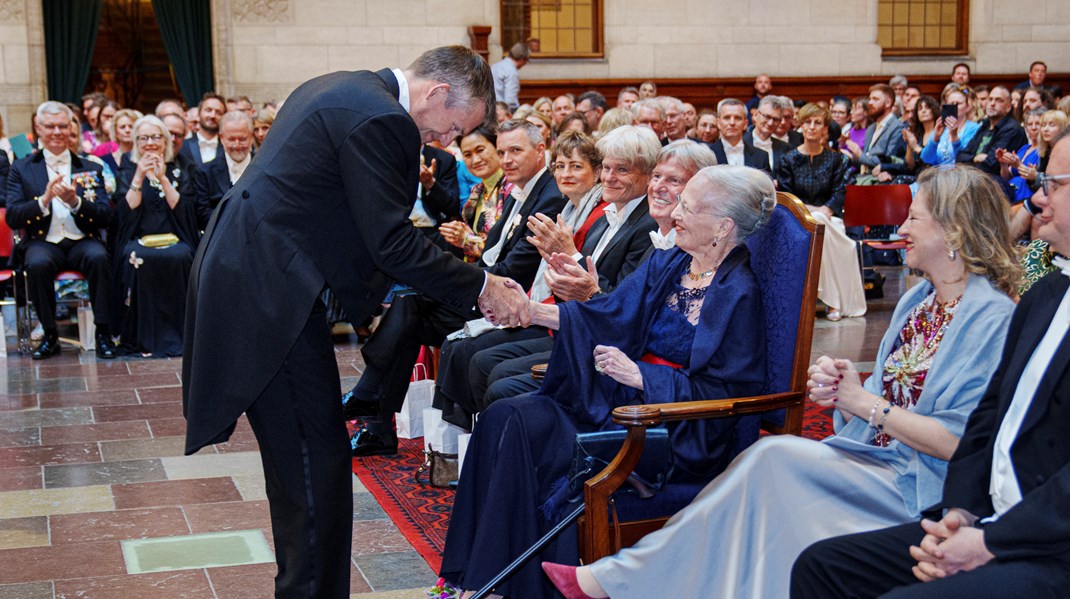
[842, 184, 913, 229]
[744, 193, 824, 434]
[0, 209, 13, 259]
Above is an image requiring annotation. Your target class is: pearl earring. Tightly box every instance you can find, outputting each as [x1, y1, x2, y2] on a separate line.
[947, 248, 957, 260]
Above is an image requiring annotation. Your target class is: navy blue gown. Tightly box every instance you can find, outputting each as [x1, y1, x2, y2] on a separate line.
[440, 247, 767, 597]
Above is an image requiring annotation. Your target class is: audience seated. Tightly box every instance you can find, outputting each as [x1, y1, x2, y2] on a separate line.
[546, 165, 1020, 599]
[778, 103, 864, 321]
[86, 100, 119, 156]
[439, 126, 511, 262]
[112, 115, 198, 356]
[551, 95, 576, 136]
[410, 142, 461, 252]
[595, 108, 633, 138]
[839, 95, 869, 155]
[342, 119, 566, 456]
[695, 108, 719, 144]
[707, 99, 771, 174]
[774, 97, 805, 147]
[657, 97, 689, 143]
[744, 95, 791, 174]
[746, 74, 773, 120]
[920, 86, 980, 167]
[847, 84, 906, 184]
[792, 131, 1070, 599]
[998, 107, 1044, 200]
[902, 95, 939, 173]
[100, 108, 140, 175]
[956, 86, 1027, 177]
[5, 101, 116, 359]
[616, 87, 640, 110]
[638, 80, 657, 99]
[192, 110, 254, 230]
[576, 91, 608, 131]
[178, 92, 226, 167]
[440, 165, 776, 598]
[633, 99, 665, 140]
[560, 111, 593, 136]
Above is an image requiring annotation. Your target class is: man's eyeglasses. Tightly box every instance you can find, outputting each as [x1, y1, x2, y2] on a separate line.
[1039, 172, 1070, 197]
[759, 112, 782, 124]
[137, 134, 165, 143]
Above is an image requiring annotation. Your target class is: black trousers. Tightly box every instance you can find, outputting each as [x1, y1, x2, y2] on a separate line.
[471, 336, 555, 404]
[244, 303, 352, 599]
[356, 292, 475, 426]
[24, 238, 111, 331]
[791, 521, 1070, 599]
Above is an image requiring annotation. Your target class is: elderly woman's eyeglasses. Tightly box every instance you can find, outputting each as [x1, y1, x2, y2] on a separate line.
[1039, 172, 1070, 197]
[137, 134, 164, 143]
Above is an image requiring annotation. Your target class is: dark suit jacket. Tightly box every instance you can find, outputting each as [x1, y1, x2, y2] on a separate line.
[177, 134, 218, 168]
[783, 129, 804, 148]
[477, 168, 564, 290]
[5, 151, 110, 239]
[192, 153, 232, 230]
[744, 130, 791, 174]
[706, 139, 772, 175]
[419, 144, 460, 224]
[580, 198, 655, 294]
[956, 114, 1028, 176]
[0, 151, 9, 205]
[934, 274, 1070, 562]
[182, 68, 488, 452]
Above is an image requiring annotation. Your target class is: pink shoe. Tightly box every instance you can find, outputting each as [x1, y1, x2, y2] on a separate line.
[542, 562, 597, 599]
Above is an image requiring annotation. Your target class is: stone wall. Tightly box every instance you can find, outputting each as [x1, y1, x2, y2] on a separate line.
[1, 0, 1068, 135]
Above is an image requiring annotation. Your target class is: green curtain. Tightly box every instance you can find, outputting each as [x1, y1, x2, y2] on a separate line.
[152, 0, 214, 107]
[43, 0, 103, 103]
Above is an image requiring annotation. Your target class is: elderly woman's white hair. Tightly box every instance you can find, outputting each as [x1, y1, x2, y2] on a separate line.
[691, 165, 776, 245]
[594, 125, 661, 174]
[129, 114, 175, 164]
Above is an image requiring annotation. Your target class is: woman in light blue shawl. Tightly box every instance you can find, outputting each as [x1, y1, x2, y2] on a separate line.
[543, 165, 1022, 599]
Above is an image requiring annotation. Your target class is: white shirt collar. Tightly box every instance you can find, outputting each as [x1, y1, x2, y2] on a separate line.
[392, 68, 411, 113]
[43, 148, 71, 168]
[225, 152, 251, 183]
[649, 228, 676, 250]
[723, 138, 745, 153]
[510, 166, 547, 204]
[603, 195, 645, 228]
[197, 131, 217, 145]
[1052, 254, 1070, 277]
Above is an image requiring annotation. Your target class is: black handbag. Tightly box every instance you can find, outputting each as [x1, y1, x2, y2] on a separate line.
[566, 427, 674, 501]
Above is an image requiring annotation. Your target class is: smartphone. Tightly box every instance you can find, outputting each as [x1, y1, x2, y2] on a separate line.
[940, 104, 958, 121]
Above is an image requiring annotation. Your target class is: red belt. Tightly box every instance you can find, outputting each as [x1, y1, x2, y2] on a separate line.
[640, 353, 683, 369]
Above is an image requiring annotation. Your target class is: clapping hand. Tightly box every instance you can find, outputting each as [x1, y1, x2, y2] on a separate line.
[527, 213, 578, 260]
[45, 176, 78, 208]
[419, 157, 437, 189]
[545, 252, 599, 301]
[478, 274, 531, 327]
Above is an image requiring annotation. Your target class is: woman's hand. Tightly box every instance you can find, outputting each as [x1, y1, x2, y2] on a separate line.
[134, 154, 157, 182]
[527, 213, 578, 260]
[593, 345, 643, 389]
[932, 117, 945, 140]
[439, 220, 475, 249]
[902, 129, 917, 151]
[806, 355, 842, 408]
[946, 116, 959, 143]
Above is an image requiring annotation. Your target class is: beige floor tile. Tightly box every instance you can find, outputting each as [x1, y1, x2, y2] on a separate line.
[161, 451, 263, 480]
[351, 590, 427, 599]
[230, 473, 267, 501]
[0, 485, 114, 519]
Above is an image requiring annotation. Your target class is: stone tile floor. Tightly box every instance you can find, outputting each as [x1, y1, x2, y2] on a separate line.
[0, 268, 910, 598]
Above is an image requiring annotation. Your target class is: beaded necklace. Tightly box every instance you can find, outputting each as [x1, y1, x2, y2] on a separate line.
[875, 292, 961, 447]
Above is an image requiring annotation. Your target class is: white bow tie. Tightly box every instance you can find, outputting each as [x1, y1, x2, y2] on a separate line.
[1052, 254, 1070, 277]
[47, 154, 70, 168]
[649, 229, 676, 250]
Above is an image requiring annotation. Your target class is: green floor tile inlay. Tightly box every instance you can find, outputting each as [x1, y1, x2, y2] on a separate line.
[121, 529, 274, 574]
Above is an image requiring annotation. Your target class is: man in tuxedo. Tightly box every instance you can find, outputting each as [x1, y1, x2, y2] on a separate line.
[182, 46, 526, 598]
[847, 83, 905, 183]
[791, 131, 1070, 599]
[661, 97, 691, 143]
[707, 99, 771, 175]
[192, 111, 254, 229]
[411, 142, 461, 252]
[344, 118, 566, 456]
[956, 86, 1027, 177]
[177, 92, 225, 167]
[744, 96, 791, 174]
[4, 102, 116, 359]
[774, 98, 805, 147]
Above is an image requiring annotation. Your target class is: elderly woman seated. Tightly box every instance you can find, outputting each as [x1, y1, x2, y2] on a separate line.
[112, 115, 198, 356]
[439, 165, 776, 598]
[543, 165, 1020, 599]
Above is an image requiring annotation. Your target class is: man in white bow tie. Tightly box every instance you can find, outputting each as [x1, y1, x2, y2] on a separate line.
[793, 130, 1070, 599]
[4, 101, 116, 359]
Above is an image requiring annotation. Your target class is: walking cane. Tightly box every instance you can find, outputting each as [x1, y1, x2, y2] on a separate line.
[470, 503, 586, 599]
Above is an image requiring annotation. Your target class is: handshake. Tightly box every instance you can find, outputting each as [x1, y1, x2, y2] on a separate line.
[478, 274, 532, 328]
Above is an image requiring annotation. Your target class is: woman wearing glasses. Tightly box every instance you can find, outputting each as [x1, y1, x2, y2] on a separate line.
[112, 115, 198, 356]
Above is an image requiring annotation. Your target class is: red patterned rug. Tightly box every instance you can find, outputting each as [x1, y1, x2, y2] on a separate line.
[351, 402, 835, 572]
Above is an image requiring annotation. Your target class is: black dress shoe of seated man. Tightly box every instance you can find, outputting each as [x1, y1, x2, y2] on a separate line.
[31, 333, 61, 360]
[96, 333, 118, 359]
[342, 392, 380, 421]
[351, 428, 398, 457]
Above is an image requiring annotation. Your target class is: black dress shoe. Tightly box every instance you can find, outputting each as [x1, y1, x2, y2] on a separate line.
[96, 333, 117, 359]
[351, 428, 398, 457]
[342, 394, 380, 420]
[31, 334, 61, 360]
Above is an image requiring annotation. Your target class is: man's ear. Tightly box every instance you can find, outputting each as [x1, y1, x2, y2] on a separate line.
[426, 82, 452, 103]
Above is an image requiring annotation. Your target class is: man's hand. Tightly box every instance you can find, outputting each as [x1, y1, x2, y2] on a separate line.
[478, 274, 530, 327]
[877, 171, 893, 182]
[909, 509, 993, 583]
[51, 178, 78, 207]
[545, 253, 599, 301]
[974, 153, 988, 164]
[846, 140, 863, 159]
[419, 157, 437, 189]
[527, 213, 578, 260]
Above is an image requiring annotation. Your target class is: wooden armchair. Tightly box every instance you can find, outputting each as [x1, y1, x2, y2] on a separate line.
[578, 192, 824, 563]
